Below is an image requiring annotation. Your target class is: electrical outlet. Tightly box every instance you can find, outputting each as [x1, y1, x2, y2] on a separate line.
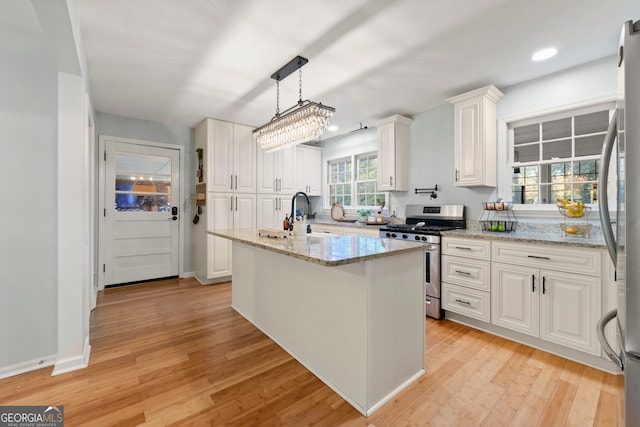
[392, 205, 397, 216]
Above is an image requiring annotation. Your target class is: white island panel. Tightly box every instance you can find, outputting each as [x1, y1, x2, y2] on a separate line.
[227, 234, 424, 415]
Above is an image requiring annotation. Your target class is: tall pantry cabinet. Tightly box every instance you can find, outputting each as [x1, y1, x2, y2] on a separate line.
[194, 118, 256, 284]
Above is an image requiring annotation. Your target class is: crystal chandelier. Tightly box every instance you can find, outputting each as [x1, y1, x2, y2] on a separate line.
[253, 56, 335, 153]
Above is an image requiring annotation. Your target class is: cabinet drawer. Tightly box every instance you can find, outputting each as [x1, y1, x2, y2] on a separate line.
[442, 282, 490, 322]
[442, 237, 491, 260]
[492, 241, 601, 277]
[441, 255, 490, 291]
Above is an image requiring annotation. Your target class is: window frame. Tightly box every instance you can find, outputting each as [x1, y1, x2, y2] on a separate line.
[497, 98, 618, 215]
[325, 151, 388, 211]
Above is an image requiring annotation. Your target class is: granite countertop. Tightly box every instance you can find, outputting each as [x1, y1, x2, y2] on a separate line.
[441, 222, 607, 249]
[209, 228, 424, 266]
[309, 216, 398, 229]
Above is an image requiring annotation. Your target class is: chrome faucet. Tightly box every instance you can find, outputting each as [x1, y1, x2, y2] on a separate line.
[290, 191, 312, 232]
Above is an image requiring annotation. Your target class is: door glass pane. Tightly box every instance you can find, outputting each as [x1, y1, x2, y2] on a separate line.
[114, 153, 172, 212]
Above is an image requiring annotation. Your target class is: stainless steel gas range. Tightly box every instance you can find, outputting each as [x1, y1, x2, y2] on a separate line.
[379, 205, 465, 319]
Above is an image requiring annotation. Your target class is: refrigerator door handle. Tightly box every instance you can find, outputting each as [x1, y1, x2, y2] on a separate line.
[597, 308, 623, 369]
[597, 110, 618, 265]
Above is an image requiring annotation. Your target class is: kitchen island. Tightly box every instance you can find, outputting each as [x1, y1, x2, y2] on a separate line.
[209, 228, 425, 416]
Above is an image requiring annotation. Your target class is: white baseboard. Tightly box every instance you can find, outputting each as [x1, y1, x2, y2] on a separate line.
[52, 336, 91, 376]
[181, 271, 195, 279]
[0, 354, 57, 380]
[195, 274, 231, 285]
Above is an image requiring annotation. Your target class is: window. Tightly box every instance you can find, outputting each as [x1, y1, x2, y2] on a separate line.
[327, 152, 386, 209]
[509, 104, 613, 205]
[328, 158, 352, 206]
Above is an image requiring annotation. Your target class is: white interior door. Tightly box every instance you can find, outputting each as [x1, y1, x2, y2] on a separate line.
[104, 141, 180, 286]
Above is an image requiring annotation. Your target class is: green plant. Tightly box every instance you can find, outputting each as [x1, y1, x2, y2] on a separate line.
[357, 209, 372, 218]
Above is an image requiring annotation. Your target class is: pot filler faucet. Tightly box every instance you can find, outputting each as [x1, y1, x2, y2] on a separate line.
[291, 191, 312, 233]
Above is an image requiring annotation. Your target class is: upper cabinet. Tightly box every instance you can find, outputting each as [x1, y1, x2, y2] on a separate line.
[195, 118, 256, 193]
[375, 114, 413, 191]
[446, 85, 503, 187]
[257, 145, 296, 195]
[295, 145, 322, 196]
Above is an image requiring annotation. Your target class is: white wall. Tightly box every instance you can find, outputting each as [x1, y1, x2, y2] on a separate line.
[317, 56, 619, 223]
[497, 56, 619, 121]
[0, 4, 59, 371]
[95, 112, 195, 272]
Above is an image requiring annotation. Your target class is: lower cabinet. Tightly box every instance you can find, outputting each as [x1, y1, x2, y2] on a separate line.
[194, 193, 256, 284]
[442, 282, 491, 322]
[491, 242, 603, 356]
[441, 237, 491, 322]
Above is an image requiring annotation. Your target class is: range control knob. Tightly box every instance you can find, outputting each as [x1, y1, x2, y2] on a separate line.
[421, 236, 428, 241]
[391, 233, 397, 238]
[385, 232, 392, 237]
[414, 236, 420, 241]
[402, 234, 408, 239]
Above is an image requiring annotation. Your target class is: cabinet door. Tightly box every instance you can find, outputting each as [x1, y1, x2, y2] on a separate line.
[377, 122, 396, 191]
[234, 194, 256, 230]
[208, 120, 234, 192]
[306, 147, 322, 195]
[539, 269, 601, 355]
[295, 146, 322, 195]
[278, 147, 296, 194]
[454, 97, 486, 187]
[491, 262, 539, 337]
[233, 124, 256, 193]
[207, 193, 233, 278]
[257, 148, 277, 193]
[257, 195, 278, 229]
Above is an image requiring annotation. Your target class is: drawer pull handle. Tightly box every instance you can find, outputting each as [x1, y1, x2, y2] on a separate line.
[455, 270, 472, 276]
[527, 255, 551, 260]
[455, 298, 471, 306]
[454, 246, 472, 250]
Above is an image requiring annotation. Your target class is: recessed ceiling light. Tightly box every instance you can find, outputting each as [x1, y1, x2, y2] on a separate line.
[532, 47, 557, 61]
[327, 125, 339, 132]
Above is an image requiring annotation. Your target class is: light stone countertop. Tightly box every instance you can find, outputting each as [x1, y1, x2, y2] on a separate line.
[441, 221, 607, 249]
[209, 228, 425, 266]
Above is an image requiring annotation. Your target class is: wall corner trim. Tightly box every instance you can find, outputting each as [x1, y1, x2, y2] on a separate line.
[52, 336, 91, 376]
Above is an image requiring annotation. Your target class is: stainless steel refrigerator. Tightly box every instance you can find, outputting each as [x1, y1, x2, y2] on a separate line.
[597, 19, 640, 427]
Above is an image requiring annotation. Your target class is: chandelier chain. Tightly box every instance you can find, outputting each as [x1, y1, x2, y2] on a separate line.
[298, 67, 303, 104]
[276, 80, 280, 117]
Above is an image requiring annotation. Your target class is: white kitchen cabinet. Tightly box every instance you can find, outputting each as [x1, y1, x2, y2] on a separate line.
[257, 145, 296, 194]
[446, 85, 503, 187]
[491, 241, 602, 355]
[195, 118, 256, 193]
[257, 194, 292, 230]
[194, 192, 256, 284]
[441, 237, 491, 322]
[375, 115, 413, 191]
[295, 145, 322, 196]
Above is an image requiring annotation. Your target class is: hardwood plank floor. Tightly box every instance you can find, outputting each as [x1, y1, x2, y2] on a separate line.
[0, 278, 623, 426]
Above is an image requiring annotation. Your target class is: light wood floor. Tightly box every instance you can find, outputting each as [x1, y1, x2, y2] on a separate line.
[0, 278, 623, 426]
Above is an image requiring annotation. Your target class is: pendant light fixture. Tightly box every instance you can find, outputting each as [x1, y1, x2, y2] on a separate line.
[253, 55, 335, 153]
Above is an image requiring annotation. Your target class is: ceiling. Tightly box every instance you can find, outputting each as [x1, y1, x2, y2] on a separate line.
[76, 0, 639, 138]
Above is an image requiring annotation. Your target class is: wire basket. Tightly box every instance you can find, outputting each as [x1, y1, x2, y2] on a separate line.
[480, 220, 517, 232]
[558, 205, 591, 219]
[560, 223, 592, 237]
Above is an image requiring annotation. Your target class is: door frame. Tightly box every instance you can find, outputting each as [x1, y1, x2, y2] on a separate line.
[98, 135, 185, 290]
